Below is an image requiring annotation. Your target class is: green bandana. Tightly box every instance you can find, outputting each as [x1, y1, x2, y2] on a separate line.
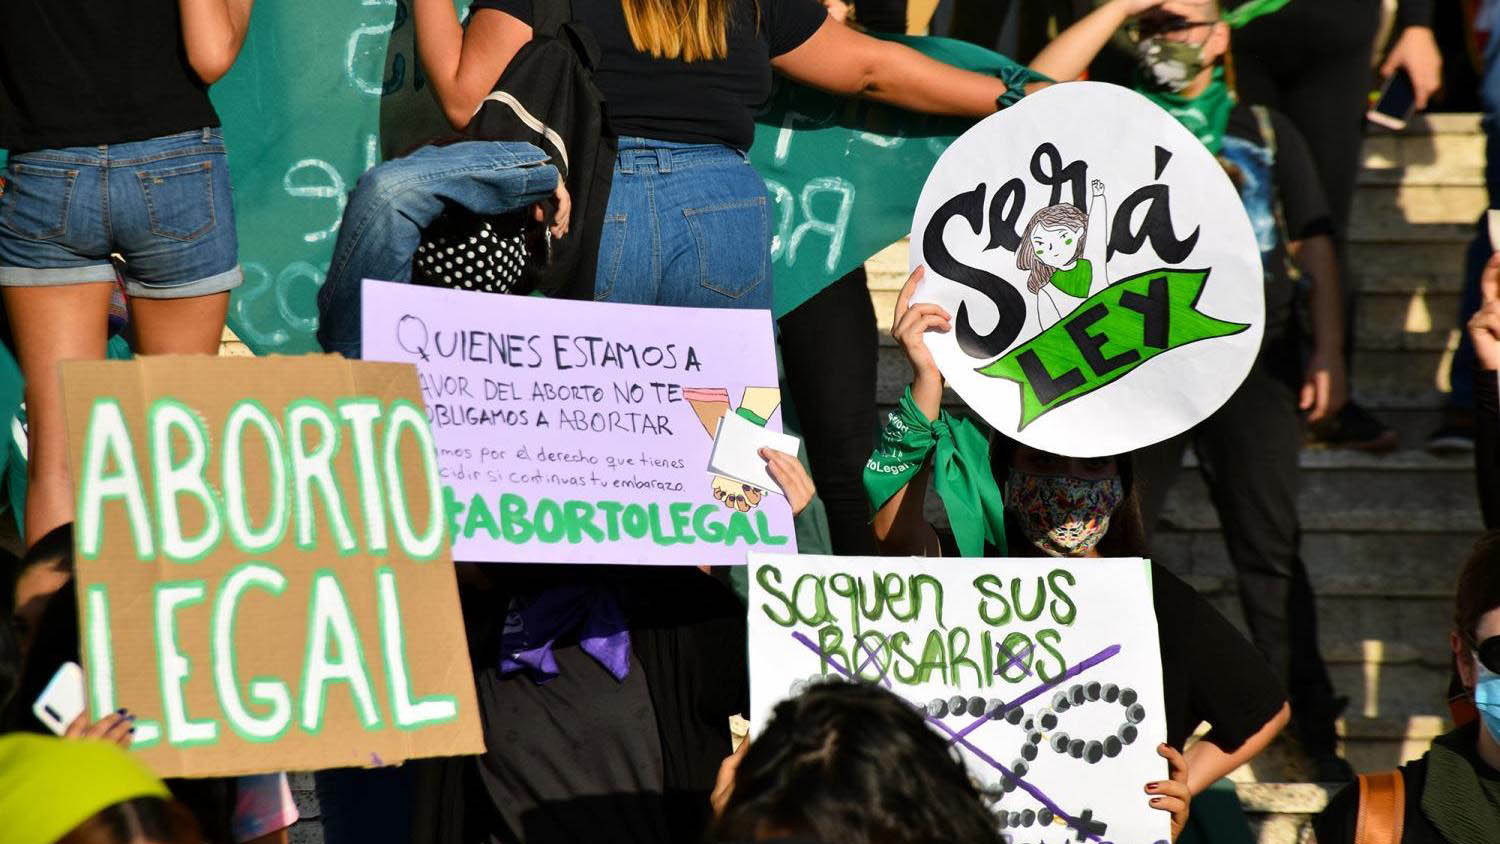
[1138, 66, 1235, 155]
[863, 387, 1006, 557]
[1421, 724, 1500, 844]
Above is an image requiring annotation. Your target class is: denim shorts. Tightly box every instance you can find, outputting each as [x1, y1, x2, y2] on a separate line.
[0, 128, 241, 299]
[594, 137, 771, 310]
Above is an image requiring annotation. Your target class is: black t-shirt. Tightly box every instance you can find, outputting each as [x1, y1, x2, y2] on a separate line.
[1221, 104, 1333, 350]
[451, 567, 749, 844]
[469, 0, 827, 150]
[0, 0, 220, 153]
[937, 530, 1287, 751]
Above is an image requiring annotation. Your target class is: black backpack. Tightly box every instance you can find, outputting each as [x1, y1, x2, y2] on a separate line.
[462, 0, 616, 300]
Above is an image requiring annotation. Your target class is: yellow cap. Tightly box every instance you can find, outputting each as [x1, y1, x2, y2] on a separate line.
[0, 733, 170, 844]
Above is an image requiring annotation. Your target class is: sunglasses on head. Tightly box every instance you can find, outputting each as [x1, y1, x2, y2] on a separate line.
[1476, 634, 1500, 674]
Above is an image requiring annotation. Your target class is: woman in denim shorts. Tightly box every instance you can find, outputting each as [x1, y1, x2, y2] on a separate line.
[0, 0, 255, 547]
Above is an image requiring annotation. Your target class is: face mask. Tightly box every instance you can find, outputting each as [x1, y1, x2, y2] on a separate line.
[1005, 471, 1124, 558]
[1477, 663, 1500, 746]
[1136, 37, 1206, 93]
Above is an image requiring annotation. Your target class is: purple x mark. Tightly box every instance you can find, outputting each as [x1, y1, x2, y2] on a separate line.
[789, 632, 1121, 843]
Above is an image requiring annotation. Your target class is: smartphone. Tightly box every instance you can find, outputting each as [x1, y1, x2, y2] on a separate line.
[32, 661, 86, 736]
[1368, 69, 1417, 130]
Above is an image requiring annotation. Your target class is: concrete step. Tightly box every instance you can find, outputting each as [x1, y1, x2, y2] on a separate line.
[1157, 450, 1478, 534]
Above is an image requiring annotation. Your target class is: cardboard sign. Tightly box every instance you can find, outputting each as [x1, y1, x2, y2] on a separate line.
[61, 356, 483, 778]
[910, 82, 1264, 457]
[747, 553, 1170, 844]
[360, 281, 797, 565]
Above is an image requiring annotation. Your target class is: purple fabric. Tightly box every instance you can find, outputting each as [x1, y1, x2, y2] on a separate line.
[499, 586, 632, 682]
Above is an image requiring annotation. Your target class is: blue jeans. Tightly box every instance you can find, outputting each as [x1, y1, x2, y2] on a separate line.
[0, 128, 241, 298]
[314, 141, 558, 358]
[594, 137, 771, 309]
[1450, 33, 1500, 410]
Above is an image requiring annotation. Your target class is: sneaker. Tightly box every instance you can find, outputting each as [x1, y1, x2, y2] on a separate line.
[1425, 410, 1475, 455]
[1308, 401, 1399, 453]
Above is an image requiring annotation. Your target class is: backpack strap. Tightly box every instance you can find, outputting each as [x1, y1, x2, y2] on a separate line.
[1354, 771, 1406, 844]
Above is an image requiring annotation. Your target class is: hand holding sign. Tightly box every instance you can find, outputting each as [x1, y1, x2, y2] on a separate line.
[1470, 249, 1500, 373]
[891, 266, 950, 421]
[909, 82, 1263, 456]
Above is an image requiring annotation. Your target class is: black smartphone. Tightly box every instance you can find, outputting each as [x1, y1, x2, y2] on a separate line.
[1368, 68, 1417, 130]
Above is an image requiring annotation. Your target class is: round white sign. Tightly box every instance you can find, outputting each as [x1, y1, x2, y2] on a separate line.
[909, 81, 1264, 457]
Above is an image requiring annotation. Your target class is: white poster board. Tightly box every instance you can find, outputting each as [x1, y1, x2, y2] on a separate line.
[747, 553, 1170, 844]
[909, 81, 1263, 457]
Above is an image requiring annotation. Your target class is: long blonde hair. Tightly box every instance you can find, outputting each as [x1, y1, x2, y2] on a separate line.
[622, 0, 732, 62]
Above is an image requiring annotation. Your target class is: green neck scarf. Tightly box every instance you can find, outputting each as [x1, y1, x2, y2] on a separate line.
[1222, 0, 1292, 29]
[1138, 67, 1235, 155]
[863, 387, 1005, 557]
[1422, 723, 1500, 844]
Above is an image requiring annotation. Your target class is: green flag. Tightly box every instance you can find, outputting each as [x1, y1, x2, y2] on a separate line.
[977, 268, 1250, 429]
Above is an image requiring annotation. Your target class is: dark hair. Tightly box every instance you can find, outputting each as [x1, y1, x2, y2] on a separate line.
[1455, 530, 1500, 646]
[58, 796, 202, 844]
[709, 682, 1004, 844]
[987, 434, 1149, 558]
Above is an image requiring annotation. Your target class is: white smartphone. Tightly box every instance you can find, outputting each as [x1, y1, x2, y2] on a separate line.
[32, 661, 86, 736]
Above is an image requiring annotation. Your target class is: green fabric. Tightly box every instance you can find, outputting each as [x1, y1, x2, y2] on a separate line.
[750, 36, 1050, 318]
[863, 387, 1005, 557]
[1422, 724, 1500, 844]
[1138, 67, 1235, 155]
[1049, 259, 1092, 298]
[1222, 0, 1293, 28]
[1177, 778, 1256, 844]
[0, 733, 170, 844]
[0, 342, 23, 537]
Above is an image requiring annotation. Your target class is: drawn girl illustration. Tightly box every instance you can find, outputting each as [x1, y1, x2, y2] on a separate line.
[1016, 179, 1112, 330]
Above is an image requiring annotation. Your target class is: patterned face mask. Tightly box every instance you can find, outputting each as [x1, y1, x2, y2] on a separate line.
[1135, 37, 1207, 93]
[1005, 471, 1125, 558]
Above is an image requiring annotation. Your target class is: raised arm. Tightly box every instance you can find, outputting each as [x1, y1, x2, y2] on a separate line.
[177, 0, 255, 84]
[872, 268, 947, 556]
[413, 2, 532, 130]
[1084, 178, 1110, 295]
[1029, 0, 1162, 82]
[772, 18, 1028, 118]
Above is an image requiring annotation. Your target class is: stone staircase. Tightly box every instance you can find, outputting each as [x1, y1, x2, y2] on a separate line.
[866, 113, 1487, 842]
[266, 116, 1484, 844]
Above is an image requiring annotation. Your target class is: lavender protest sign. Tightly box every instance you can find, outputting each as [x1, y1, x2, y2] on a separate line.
[362, 281, 796, 564]
[747, 553, 1169, 844]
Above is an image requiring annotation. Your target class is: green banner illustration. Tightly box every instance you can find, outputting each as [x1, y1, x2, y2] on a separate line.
[978, 269, 1249, 430]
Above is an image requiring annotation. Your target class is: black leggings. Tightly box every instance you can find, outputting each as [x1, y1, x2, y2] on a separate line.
[776, 3, 904, 557]
[778, 268, 879, 556]
[1232, 1, 1382, 364]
